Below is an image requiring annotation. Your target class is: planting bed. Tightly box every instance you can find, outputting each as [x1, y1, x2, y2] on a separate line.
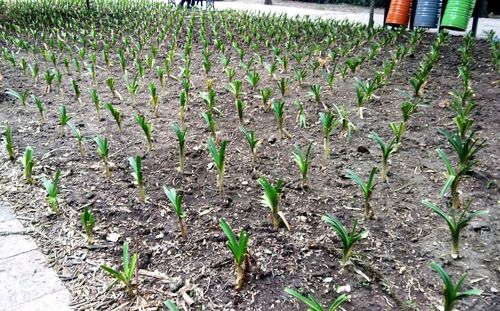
[0, 1, 499, 310]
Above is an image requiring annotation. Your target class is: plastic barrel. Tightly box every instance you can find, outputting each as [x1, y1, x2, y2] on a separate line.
[385, 0, 413, 27]
[441, 0, 476, 31]
[414, 0, 442, 28]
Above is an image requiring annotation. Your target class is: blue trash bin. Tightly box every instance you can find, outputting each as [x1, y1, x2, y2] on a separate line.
[414, 0, 442, 28]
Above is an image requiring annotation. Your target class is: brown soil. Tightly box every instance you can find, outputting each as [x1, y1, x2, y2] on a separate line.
[0, 4, 499, 311]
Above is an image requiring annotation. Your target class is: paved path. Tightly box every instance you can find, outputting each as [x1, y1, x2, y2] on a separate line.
[203, 1, 500, 38]
[0, 203, 72, 311]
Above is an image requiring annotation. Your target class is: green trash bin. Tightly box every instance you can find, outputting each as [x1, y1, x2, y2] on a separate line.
[441, 0, 476, 31]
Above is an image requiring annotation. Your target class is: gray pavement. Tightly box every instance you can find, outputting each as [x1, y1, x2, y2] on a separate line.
[204, 1, 500, 38]
[0, 203, 72, 311]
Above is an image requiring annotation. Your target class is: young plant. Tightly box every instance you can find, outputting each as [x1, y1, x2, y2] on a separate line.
[30, 95, 46, 123]
[179, 91, 187, 128]
[68, 123, 85, 157]
[5, 88, 29, 110]
[89, 88, 101, 119]
[44, 70, 55, 93]
[220, 218, 250, 290]
[272, 100, 291, 139]
[59, 105, 72, 138]
[81, 207, 95, 245]
[431, 262, 483, 311]
[319, 111, 337, 160]
[4, 124, 15, 161]
[125, 74, 140, 107]
[21, 146, 34, 184]
[128, 155, 145, 203]
[202, 111, 217, 139]
[422, 199, 488, 258]
[172, 123, 187, 172]
[322, 214, 368, 266]
[309, 84, 322, 106]
[294, 100, 307, 128]
[100, 242, 139, 296]
[293, 67, 307, 86]
[240, 127, 260, 162]
[164, 187, 187, 238]
[346, 167, 377, 219]
[334, 104, 356, 141]
[258, 87, 274, 111]
[257, 177, 289, 230]
[292, 142, 313, 189]
[135, 114, 153, 151]
[369, 131, 396, 182]
[104, 103, 122, 131]
[106, 77, 122, 100]
[94, 136, 110, 177]
[389, 121, 405, 151]
[438, 130, 486, 209]
[42, 169, 61, 213]
[246, 70, 260, 89]
[235, 99, 246, 125]
[277, 77, 290, 97]
[71, 79, 82, 106]
[149, 82, 160, 117]
[284, 287, 350, 311]
[207, 137, 229, 195]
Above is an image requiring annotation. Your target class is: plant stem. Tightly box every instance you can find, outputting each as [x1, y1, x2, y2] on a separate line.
[451, 234, 460, 259]
[358, 107, 364, 119]
[381, 160, 388, 182]
[139, 183, 145, 203]
[235, 261, 246, 290]
[217, 171, 224, 195]
[78, 142, 85, 158]
[324, 137, 330, 159]
[178, 218, 187, 238]
[104, 161, 111, 177]
[451, 180, 460, 209]
[364, 200, 373, 220]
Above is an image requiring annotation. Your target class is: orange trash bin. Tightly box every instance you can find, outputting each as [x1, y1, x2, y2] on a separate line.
[386, 0, 413, 27]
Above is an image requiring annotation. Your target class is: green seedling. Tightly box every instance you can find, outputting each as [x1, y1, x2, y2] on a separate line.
[346, 167, 377, 219]
[369, 131, 396, 182]
[58, 105, 72, 138]
[42, 169, 61, 212]
[125, 74, 139, 106]
[309, 84, 322, 106]
[257, 177, 289, 230]
[292, 142, 313, 189]
[22, 146, 34, 184]
[163, 300, 179, 311]
[68, 123, 85, 157]
[71, 79, 82, 105]
[106, 77, 122, 100]
[240, 127, 260, 162]
[431, 262, 482, 311]
[164, 187, 187, 238]
[258, 87, 274, 111]
[235, 98, 246, 125]
[294, 100, 307, 128]
[319, 111, 337, 160]
[179, 91, 187, 128]
[272, 100, 291, 139]
[43, 70, 55, 93]
[389, 121, 405, 151]
[101, 242, 139, 296]
[220, 218, 250, 290]
[322, 214, 368, 266]
[284, 287, 350, 311]
[89, 88, 101, 119]
[293, 67, 307, 87]
[334, 104, 356, 141]
[202, 111, 217, 140]
[172, 123, 187, 172]
[5, 88, 29, 110]
[149, 82, 160, 117]
[438, 130, 486, 209]
[128, 155, 145, 203]
[30, 95, 46, 123]
[94, 136, 110, 177]
[207, 137, 229, 195]
[104, 103, 123, 131]
[278, 77, 290, 97]
[4, 124, 15, 161]
[135, 114, 153, 151]
[81, 207, 95, 245]
[246, 70, 260, 89]
[423, 199, 488, 259]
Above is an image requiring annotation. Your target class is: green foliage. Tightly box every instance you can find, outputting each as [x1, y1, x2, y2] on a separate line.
[42, 169, 61, 212]
[172, 123, 187, 172]
[58, 105, 72, 137]
[94, 136, 110, 177]
[292, 142, 313, 189]
[346, 167, 377, 219]
[322, 214, 368, 266]
[422, 199, 488, 259]
[319, 111, 337, 159]
[272, 100, 290, 139]
[207, 137, 229, 194]
[257, 176, 289, 230]
[369, 131, 396, 182]
[4, 124, 15, 161]
[220, 218, 250, 290]
[30, 95, 45, 123]
[101, 242, 139, 296]
[5, 88, 29, 109]
[164, 187, 187, 237]
[81, 207, 95, 245]
[21, 146, 34, 184]
[431, 262, 482, 311]
[135, 114, 153, 151]
[284, 287, 350, 311]
[240, 127, 260, 161]
[128, 155, 145, 203]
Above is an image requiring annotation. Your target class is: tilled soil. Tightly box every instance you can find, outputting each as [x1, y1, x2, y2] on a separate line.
[0, 4, 499, 311]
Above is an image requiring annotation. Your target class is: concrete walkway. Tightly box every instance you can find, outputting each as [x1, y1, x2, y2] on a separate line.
[0, 203, 72, 311]
[207, 1, 500, 39]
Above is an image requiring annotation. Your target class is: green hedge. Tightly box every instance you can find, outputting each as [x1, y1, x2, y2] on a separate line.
[287, 0, 386, 7]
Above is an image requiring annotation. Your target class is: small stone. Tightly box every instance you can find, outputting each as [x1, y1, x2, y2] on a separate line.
[336, 284, 351, 293]
[106, 232, 120, 242]
[323, 277, 333, 283]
